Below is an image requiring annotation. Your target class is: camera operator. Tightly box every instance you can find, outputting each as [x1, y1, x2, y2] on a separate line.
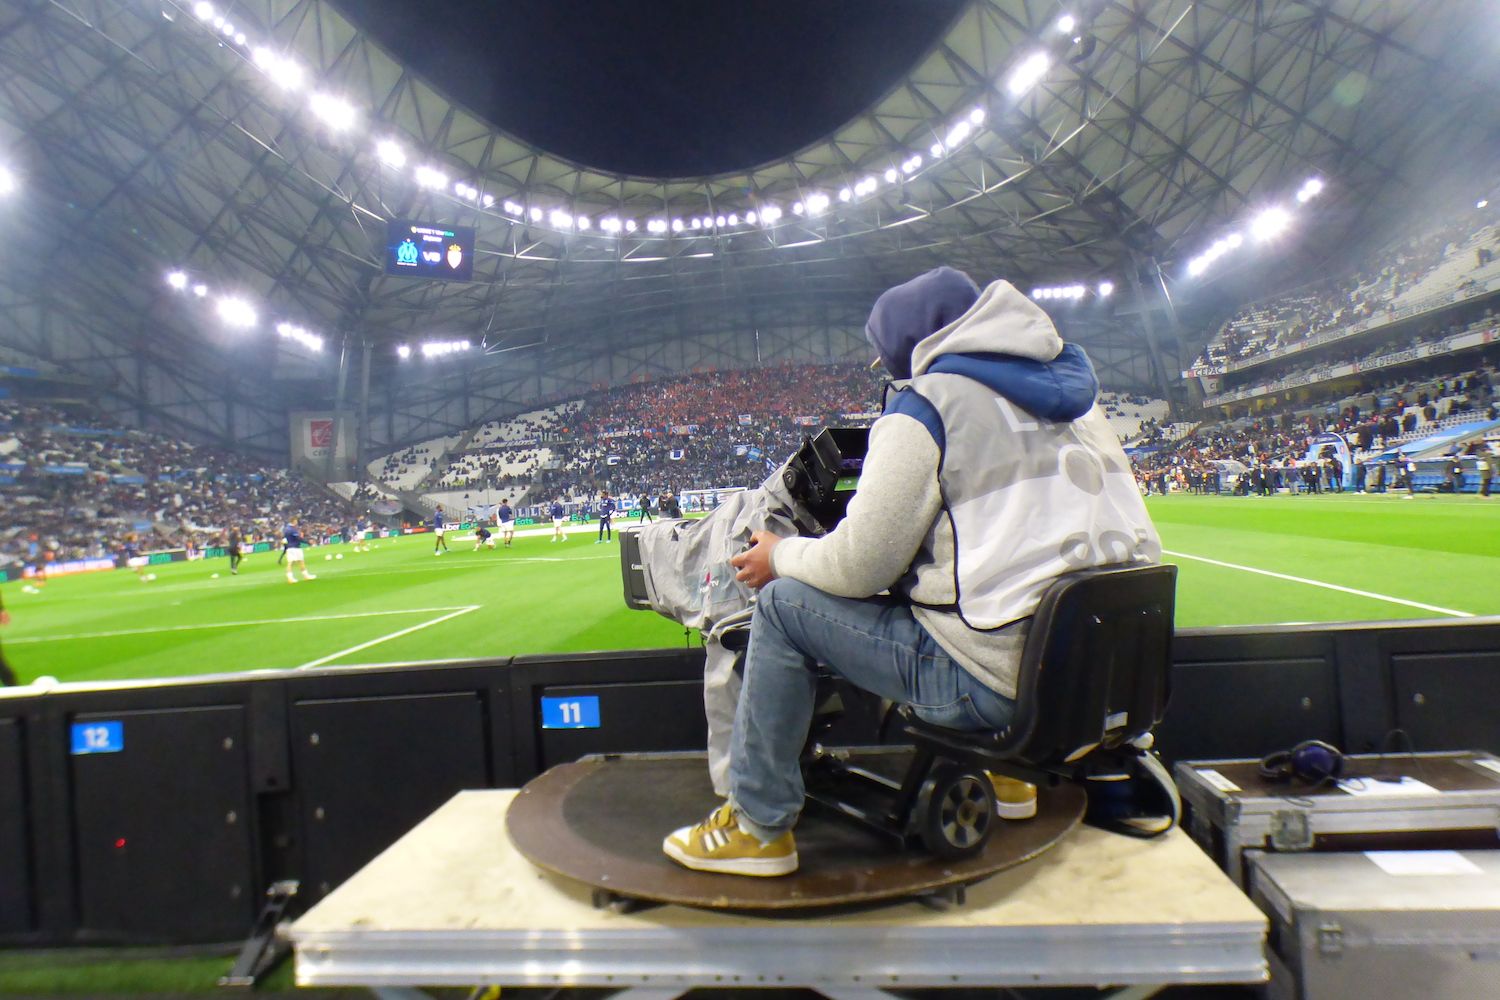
[662, 267, 1161, 877]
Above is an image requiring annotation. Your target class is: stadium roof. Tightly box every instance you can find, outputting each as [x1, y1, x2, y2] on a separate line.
[0, 0, 1493, 455]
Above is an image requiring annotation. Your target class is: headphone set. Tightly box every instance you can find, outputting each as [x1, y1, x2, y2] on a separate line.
[1258, 740, 1346, 786]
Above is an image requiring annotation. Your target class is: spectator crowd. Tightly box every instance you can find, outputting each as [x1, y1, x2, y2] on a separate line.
[1192, 201, 1499, 373]
[1, 399, 346, 569]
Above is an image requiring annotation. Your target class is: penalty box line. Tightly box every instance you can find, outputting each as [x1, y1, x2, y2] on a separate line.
[1162, 549, 1474, 618]
[6, 607, 479, 644]
[296, 606, 480, 670]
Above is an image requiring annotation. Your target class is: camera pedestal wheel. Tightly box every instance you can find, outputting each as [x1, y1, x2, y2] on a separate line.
[915, 765, 996, 859]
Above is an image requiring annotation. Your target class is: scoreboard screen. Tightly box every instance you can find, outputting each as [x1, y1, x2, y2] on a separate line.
[384, 220, 475, 281]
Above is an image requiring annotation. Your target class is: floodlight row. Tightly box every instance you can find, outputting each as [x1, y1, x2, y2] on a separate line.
[396, 340, 472, 360]
[1184, 177, 1324, 278]
[164, 269, 323, 351]
[176, 2, 1085, 241]
[1028, 280, 1113, 302]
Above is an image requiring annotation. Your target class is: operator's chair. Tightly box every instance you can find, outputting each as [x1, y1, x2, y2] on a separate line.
[803, 563, 1179, 858]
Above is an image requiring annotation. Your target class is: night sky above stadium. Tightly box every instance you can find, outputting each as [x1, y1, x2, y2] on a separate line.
[337, 0, 965, 177]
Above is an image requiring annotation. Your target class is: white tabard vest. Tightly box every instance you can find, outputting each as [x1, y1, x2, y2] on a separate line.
[904, 371, 1161, 630]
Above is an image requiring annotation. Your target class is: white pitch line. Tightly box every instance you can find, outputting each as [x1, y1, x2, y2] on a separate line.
[1162, 549, 1474, 618]
[5, 607, 478, 644]
[296, 605, 480, 670]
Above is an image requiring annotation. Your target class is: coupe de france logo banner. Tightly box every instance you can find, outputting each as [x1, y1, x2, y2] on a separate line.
[307, 418, 334, 457]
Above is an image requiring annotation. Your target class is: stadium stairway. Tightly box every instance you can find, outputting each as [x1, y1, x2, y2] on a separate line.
[414, 425, 481, 493]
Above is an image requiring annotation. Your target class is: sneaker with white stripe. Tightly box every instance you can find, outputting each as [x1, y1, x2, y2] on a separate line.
[662, 802, 798, 876]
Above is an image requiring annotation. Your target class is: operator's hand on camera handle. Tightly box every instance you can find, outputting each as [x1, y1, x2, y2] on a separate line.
[730, 531, 780, 589]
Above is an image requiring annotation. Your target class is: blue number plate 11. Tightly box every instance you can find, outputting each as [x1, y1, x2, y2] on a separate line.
[540, 695, 601, 729]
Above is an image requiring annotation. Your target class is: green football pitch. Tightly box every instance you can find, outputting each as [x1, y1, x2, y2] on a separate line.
[2, 493, 1496, 686]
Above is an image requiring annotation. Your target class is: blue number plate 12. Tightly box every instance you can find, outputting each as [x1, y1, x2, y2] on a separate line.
[540, 695, 601, 729]
[70, 721, 124, 755]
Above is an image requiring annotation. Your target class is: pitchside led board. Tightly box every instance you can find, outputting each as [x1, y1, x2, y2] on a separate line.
[384, 220, 475, 282]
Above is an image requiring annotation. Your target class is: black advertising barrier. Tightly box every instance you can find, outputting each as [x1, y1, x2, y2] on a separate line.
[0, 617, 1498, 946]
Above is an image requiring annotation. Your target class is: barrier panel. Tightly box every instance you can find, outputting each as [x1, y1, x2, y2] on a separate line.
[0, 618, 1497, 947]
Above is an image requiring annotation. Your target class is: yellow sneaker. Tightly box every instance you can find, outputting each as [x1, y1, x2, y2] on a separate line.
[988, 773, 1038, 820]
[662, 803, 799, 876]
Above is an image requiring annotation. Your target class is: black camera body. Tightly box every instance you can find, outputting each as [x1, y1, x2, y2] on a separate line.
[778, 427, 870, 535]
[619, 427, 869, 615]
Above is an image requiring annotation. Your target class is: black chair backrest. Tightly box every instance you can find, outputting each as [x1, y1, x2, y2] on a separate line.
[1005, 563, 1177, 766]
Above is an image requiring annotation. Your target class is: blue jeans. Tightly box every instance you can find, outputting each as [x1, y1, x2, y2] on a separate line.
[728, 578, 1017, 839]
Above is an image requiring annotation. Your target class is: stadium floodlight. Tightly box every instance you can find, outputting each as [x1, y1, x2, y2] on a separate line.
[760, 205, 782, 224]
[576, 214, 590, 230]
[727, 213, 739, 226]
[885, 168, 898, 183]
[838, 187, 852, 202]
[1056, 14, 1077, 34]
[551, 209, 575, 228]
[744, 212, 756, 225]
[1007, 51, 1051, 96]
[482, 194, 495, 208]
[714, 215, 727, 227]
[252, 48, 305, 91]
[600, 217, 622, 233]
[1250, 206, 1292, 242]
[1097, 280, 1114, 297]
[221, 21, 234, 37]
[502, 200, 522, 216]
[166, 270, 188, 290]
[792, 202, 805, 215]
[805, 192, 830, 214]
[420, 339, 472, 359]
[276, 322, 323, 352]
[212, 16, 224, 29]
[689, 217, 702, 230]
[374, 139, 406, 168]
[215, 296, 257, 329]
[234, 32, 246, 46]
[308, 93, 357, 130]
[1295, 177, 1325, 203]
[529, 207, 544, 222]
[930, 141, 944, 158]
[193, 2, 213, 20]
[969, 107, 986, 125]
[943, 121, 972, 148]
[413, 165, 447, 190]
[396, 344, 411, 359]
[192, 283, 208, 297]
[1031, 284, 1089, 302]
[1186, 231, 1242, 277]
[624, 219, 637, 232]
